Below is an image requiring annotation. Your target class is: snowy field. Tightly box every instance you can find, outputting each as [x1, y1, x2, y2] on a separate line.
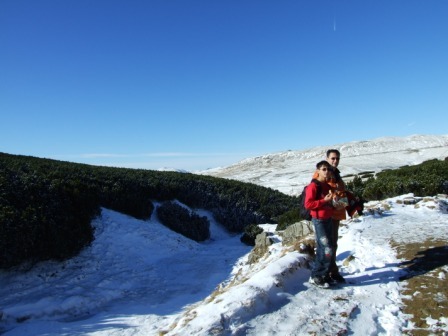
[1, 194, 447, 335]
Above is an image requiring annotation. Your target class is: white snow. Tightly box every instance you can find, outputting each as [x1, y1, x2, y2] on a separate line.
[1, 135, 448, 335]
[201, 134, 448, 196]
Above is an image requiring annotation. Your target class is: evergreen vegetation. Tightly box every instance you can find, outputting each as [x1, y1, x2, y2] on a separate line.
[347, 158, 448, 200]
[240, 223, 264, 246]
[1, 152, 446, 269]
[276, 208, 301, 231]
[156, 201, 210, 241]
[0, 152, 298, 268]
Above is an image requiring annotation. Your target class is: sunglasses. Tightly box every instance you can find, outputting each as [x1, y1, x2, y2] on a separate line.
[320, 168, 329, 171]
[330, 157, 340, 161]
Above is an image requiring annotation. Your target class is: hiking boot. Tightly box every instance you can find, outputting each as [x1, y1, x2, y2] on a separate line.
[309, 276, 330, 289]
[324, 275, 334, 285]
[330, 273, 346, 284]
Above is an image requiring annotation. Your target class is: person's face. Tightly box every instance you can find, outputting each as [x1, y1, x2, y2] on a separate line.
[318, 166, 331, 179]
[327, 152, 340, 168]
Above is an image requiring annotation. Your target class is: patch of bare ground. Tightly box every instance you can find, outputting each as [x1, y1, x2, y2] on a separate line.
[392, 239, 448, 335]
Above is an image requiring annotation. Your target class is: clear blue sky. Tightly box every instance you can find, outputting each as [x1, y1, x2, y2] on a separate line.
[1, 1, 447, 171]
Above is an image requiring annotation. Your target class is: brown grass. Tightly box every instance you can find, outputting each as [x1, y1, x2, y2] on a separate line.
[393, 239, 448, 335]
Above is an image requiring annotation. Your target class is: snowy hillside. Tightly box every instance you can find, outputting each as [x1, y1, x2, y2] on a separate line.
[201, 134, 448, 195]
[1, 196, 447, 335]
[1, 134, 447, 335]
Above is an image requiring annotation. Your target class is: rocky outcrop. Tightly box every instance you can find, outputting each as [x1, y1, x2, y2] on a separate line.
[247, 232, 274, 264]
[281, 221, 314, 246]
[248, 221, 316, 264]
[280, 221, 316, 258]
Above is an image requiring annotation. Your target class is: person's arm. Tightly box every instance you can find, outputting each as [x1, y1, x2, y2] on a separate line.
[334, 169, 346, 190]
[305, 183, 331, 210]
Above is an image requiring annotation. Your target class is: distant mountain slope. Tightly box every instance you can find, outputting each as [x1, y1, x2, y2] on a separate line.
[201, 135, 448, 196]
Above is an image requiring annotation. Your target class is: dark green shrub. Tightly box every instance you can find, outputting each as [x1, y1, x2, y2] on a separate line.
[276, 208, 301, 231]
[345, 175, 366, 200]
[358, 171, 375, 175]
[0, 164, 97, 268]
[240, 223, 263, 246]
[156, 201, 210, 241]
[349, 158, 448, 200]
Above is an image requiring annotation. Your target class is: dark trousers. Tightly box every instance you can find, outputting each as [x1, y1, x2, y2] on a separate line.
[329, 219, 340, 275]
[311, 218, 335, 278]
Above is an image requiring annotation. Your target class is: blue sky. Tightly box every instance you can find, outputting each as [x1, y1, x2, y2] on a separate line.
[1, 1, 447, 171]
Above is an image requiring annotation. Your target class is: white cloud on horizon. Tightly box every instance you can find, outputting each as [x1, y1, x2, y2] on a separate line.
[61, 152, 255, 159]
[51, 152, 259, 171]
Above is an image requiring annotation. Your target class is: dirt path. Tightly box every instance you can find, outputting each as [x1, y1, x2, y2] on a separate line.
[393, 239, 448, 335]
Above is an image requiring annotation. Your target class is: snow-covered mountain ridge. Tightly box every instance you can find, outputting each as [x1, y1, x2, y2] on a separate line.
[201, 134, 448, 196]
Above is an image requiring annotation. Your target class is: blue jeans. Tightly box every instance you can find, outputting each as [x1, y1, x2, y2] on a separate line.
[311, 218, 335, 278]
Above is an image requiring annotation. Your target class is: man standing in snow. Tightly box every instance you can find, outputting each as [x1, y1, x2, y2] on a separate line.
[312, 149, 347, 284]
[305, 160, 335, 288]
[326, 149, 347, 284]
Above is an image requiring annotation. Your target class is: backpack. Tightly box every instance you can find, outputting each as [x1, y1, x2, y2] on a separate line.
[298, 179, 321, 221]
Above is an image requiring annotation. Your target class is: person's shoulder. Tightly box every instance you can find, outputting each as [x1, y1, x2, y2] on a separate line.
[309, 179, 324, 190]
[332, 168, 343, 180]
[331, 167, 341, 175]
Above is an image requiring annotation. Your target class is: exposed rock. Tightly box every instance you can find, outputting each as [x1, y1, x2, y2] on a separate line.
[403, 197, 418, 205]
[437, 198, 448, 213]
[343, 255, 356, 267]
[281, 221, 314, 246]
[247, 232, 274, 264]
[278, 221, 316, 262]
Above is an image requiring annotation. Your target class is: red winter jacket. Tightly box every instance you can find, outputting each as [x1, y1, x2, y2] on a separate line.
[304, 180, 334, 220]
[312, 168, 347, 220]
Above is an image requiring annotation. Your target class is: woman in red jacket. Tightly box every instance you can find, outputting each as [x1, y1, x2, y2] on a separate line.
[305, 160, 335, 288]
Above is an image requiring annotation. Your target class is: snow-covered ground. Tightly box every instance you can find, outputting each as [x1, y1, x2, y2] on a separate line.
[1, 134, 448, 335]
[201, 134, 448, 196]
[1, 194, 447, 335]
